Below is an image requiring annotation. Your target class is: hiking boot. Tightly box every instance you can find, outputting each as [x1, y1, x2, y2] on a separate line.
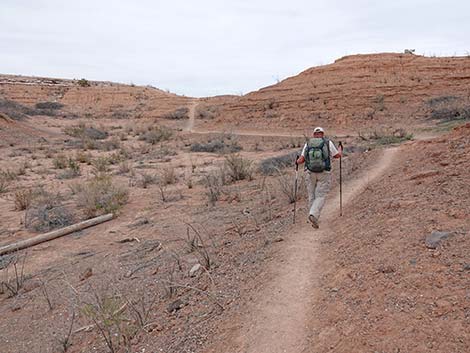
[308, 214, 319, 229]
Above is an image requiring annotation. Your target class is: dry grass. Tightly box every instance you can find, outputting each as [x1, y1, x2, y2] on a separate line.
[14, 188, 34, 210]
[161, 107, 189, 120]
[138, 126, 173, 145]
[160, 166, 176, 185]
[77, 176, 129, 218]
[25, 190, 74, 232]
[225, 154, 253, 182]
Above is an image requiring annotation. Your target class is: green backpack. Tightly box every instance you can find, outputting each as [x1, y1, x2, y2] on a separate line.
[305, 137, 331, 172]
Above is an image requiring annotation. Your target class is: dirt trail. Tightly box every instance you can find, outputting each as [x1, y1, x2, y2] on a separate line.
[185, 101, 352, 139]
[208, 147, 399, 353]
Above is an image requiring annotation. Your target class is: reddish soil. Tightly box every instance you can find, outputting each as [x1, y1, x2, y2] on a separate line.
[202, 53, 470, 134]
[0, 54, 469, 353]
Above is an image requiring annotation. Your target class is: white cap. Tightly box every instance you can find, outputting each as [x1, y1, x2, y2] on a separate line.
[313, 127, 325, 133]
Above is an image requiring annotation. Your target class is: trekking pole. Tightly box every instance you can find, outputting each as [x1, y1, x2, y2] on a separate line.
[338, 142, 343, 216]
[293, 155, 299, 224]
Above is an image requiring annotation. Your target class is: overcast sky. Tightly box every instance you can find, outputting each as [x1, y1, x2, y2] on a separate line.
[1, 0, 470, 97]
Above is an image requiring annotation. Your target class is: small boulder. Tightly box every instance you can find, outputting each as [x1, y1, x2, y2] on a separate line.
[425, 231, 453, 249]
[167, 299, 185, 313]
[189, 263, 202, 277]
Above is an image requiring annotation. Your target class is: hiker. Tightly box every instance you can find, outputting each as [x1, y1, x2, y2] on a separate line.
[296, 127, 342, 228]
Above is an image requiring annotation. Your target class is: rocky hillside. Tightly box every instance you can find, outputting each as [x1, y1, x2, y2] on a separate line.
[0, 75, 192, 121]
[308, 123, 470, 352]
[204, 53, 470, 133]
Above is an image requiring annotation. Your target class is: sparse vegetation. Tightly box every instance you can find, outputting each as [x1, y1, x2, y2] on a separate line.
[25, 190, 74, 232]
[35, 102, 64, 110]
[92, 156, 110, 175]
[161, 107, 189, 120]
[190, 136, 242, 154]
[77, 78, 90, 87]
[0, 98, 44, 120]
[373, 94, 385, 111]
[204, 170, 223, 206]
[77, 176, 129, 218]
[225, 154, 253, 182]
[81, 290, 133, 353]
[195, 105, 218, 120]
[139, 172, 156, 188]
[160, 166, 176, 185]
[64, 124, 109, 140]
[430, 106, 470, 122]
[259, 151, 298, 175]
[0, 176, 9, 193]
[359, 128, 413, 145]
[14, 188, 34, 210]
[0, 253, 28, 297]
[53, 154, 68, 169]
[58, 158, 81, 179]
[138, 126, 173, 145]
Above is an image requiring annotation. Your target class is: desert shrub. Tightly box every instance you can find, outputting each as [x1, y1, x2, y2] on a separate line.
[161, 107, 189, 120]
[101, 136, 121, 151]
[138, 126, 173, 144]
[64, 124, 109, 140]
[111, 109, 132, 119]
[35, 102, 64, 110]
[92, 157, 110, 175]
[14, 188, 34, 210]
[139, 172, 156, 188]
[81, 291, 132, 353]
[360, 128, 413, 145]
[160, 166, 176, 185]
[53, 154, 68, 169]
[259, 151, 298, 175]
[77, 176, 129, 218]
[75, 151, 93, 164]
[426, 96, 458, 106]
[190, 138, 242, 154]
[204, 171, 223, 206]
[117, 161, 132, 175]
[195, 105, 218, 120]
[0, 169, 18, 181]
[77, 78, 90, 87]
[0, 98, 42, 120]
[373, 94, 385, 111]
[25, 191, 73, 232]
[225, 154, 253, 182]
[276, 170, 299, 204]
[430, 106, 470, 122]
[0, 177, 8, 193]
[58, 159, 81, 179]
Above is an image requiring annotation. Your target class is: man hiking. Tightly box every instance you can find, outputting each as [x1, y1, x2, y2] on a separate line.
[296, 127, 342, 228]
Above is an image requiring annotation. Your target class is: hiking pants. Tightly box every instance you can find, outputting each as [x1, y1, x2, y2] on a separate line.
[305, 171, 331, 220]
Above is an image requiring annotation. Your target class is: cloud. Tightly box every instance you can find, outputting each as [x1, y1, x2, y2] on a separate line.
[1, 0, 469, 96]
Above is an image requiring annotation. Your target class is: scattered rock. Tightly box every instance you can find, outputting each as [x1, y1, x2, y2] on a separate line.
[189, 263, 202, 277]
[168, 299, 185, 313]
[463, 263, 470, 271]
[425, 231, 453, 249]
[409, 170, 439, 180]
[116, 237, 140, 244]
[128, 217, 150, 228]
[80, 267, 93, 281]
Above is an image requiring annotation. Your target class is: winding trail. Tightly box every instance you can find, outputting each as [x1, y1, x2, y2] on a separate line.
[207, 147, 399, 353]
[184, 101, 352, 139]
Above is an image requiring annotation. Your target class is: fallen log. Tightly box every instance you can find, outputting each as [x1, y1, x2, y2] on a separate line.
[0, 213, 114, 256]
